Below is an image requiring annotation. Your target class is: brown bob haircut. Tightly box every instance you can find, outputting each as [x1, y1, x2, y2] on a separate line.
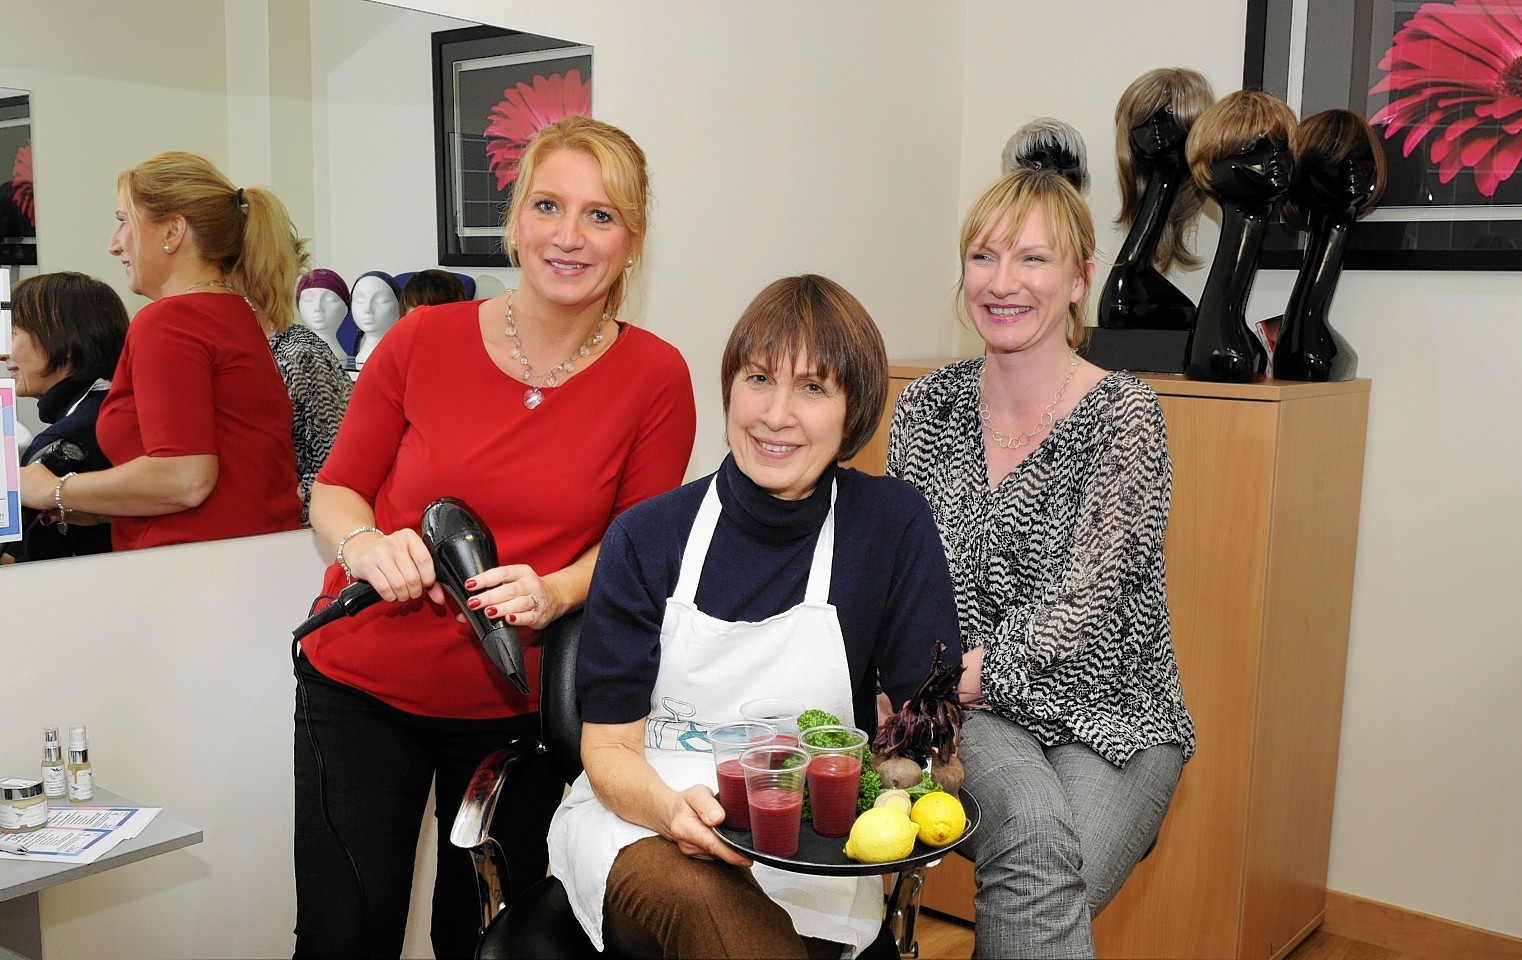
[1281, 108, 1387, 230]
[11, 271, 129, 382]
[720, 274, 888, 463]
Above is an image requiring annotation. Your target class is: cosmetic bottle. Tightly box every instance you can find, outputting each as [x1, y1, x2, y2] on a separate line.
[0, 779, 47, 833]
[41, 726, 66, 799]
[67, 726, 93, 803]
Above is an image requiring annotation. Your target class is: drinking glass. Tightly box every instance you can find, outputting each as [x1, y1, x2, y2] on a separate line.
[739, 744, 811, 857]
[709, 721, 775, 831]
[799, 725, 869, 837]
[740, 698, 806, 746]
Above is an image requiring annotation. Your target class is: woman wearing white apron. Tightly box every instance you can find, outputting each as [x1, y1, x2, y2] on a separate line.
[548, 276, 962, 958]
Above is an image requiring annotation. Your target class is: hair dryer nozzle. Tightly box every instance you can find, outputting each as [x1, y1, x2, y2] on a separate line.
[421, 498, 531, 694]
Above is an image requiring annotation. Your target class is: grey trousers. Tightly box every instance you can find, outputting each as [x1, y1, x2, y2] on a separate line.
[960, 711, 1183, 959]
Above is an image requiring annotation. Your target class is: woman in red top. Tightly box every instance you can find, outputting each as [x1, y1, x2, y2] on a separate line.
[17, 151, 304, 549]
[295, 116, 697, 959]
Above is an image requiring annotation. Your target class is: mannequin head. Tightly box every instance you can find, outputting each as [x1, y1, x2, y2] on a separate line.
[503, 115, 649, 320]
[1114, 67, 1215, 272]
[400, 269, 469, 313]
[1003, 117, 1090, 194]
[296, 268, 350, 335]
[1186, 90, 1298, 203]
[1282, 109, 1386, 230]
[350, 271, 402, 336]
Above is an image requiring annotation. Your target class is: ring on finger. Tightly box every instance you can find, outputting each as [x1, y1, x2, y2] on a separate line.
[529, 594, 542, 611]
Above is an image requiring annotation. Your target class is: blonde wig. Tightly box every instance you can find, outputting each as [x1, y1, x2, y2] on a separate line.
[1114, 67, 1216, 273]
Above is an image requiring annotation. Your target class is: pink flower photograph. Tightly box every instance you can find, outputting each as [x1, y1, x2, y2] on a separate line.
[433, 26, 593, 266]
[483, 70, 591, 191]
[1369, 0, 1522, 197]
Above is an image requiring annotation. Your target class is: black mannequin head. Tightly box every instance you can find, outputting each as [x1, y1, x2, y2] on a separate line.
[1208, 134, 1292, 206]
[1129, 102, 1189, 168]
[1003, 117, 1090, 194]
[1114, 67, 1215, 273]
[1186, 90, 1298, 205]
[1282, 109, 1386, 229]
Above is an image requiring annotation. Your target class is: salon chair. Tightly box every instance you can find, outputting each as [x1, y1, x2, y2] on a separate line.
[450, 610, 919, 959]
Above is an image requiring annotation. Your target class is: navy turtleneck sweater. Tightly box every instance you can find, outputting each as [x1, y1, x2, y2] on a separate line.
[578, 454, 961, 735]
[6, 374, 113, 561]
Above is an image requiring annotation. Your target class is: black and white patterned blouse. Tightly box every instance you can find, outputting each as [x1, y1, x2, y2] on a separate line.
[888, 359, 1194, 765]
[269, 324, 353, 524]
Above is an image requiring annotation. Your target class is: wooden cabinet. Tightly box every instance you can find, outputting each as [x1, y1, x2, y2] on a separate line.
[848, 361, 1371, 960]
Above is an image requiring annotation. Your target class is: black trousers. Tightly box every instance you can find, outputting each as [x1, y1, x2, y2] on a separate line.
[292, 653, 564, 959]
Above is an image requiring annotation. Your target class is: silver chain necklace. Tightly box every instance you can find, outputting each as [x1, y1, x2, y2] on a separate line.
[504, 290, 608, 410]
[979, 351, 1079, 450]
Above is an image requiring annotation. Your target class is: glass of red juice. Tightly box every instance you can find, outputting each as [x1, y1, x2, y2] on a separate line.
[708, 721, 776, 832]
[799, 725, 869, 837]
[740, 698, 806, 746]
[739, 744, 810, 858]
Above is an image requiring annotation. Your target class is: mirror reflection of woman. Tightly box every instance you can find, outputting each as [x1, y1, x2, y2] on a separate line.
[18, 151, 304, 550]
[888, 169, 1193, 958]
[1, 272, 128, 563]
[297, 116, 697, 959]
[552, 275, 960, 959]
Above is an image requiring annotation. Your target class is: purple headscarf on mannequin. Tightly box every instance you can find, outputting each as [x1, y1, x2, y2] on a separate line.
[296, 268, 351, 308]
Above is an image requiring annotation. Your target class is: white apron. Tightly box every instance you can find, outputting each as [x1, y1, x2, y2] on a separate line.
[548, 478, 883, 955]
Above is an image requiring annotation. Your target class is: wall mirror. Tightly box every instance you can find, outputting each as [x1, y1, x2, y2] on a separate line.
[0, 0, 563, 565]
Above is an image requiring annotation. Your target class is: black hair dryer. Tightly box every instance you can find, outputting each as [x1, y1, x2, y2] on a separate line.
[421, 497, 531, 696]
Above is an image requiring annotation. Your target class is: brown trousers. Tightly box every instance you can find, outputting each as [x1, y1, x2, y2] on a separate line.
[603, 836, 847, 959]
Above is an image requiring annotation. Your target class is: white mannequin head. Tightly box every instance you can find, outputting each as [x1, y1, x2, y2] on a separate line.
[295, 268, 351, 360]
[299, 288, 347, 334]
[351, 271, 401, 366]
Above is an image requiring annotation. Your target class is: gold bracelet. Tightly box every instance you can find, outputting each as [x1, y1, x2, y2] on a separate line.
[335, 525, 381, 582]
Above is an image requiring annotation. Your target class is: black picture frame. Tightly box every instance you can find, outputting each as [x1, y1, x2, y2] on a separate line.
[431, 25, 592, 268]
[1245, 0, 1522, 270]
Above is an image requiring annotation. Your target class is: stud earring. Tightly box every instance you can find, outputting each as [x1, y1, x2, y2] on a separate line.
[163, 243, 172, 253]
[625, 257, 634, 268]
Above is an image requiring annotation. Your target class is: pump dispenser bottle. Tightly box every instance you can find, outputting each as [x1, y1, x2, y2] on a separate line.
[66, 726, 93, 802]
[41, 726, 66, 799]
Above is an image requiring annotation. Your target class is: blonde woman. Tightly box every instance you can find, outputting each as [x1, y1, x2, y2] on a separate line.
[19, 151, 304, 549]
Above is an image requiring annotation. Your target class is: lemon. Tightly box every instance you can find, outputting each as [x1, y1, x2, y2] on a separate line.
[874, 789, 912, 816]
[844, 808, 919, 863]
[910, 792, 967, 847]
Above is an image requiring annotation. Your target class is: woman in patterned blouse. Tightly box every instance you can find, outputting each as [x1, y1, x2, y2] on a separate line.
[888, 168, 1194, 959]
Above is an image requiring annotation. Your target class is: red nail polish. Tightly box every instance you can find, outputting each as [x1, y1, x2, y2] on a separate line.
[485, 607, 498, 618]
[507, 614, 517, 623]
[467, 597, 482, 610]
[465, 579, 478, 590]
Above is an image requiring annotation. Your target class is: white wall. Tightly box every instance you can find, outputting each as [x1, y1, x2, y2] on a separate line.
[396, 0, 968, 475]
[958, 0, 1522, 938]
[0, 531, 328, 959]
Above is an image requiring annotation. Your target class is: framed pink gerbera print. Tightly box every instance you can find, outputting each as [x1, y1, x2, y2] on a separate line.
[432, 25, 592, 267]
[1247, 0, 1522, 269]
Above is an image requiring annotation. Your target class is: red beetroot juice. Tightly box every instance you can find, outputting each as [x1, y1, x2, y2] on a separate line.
[715, 758, 752, 831]
[806, 754, 862, 837]
[747, 787, 803, 857]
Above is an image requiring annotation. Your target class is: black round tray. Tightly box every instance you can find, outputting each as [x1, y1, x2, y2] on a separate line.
[713, 789, 979, 877]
